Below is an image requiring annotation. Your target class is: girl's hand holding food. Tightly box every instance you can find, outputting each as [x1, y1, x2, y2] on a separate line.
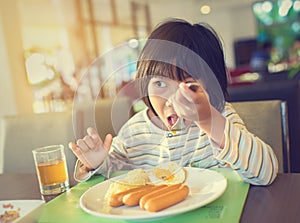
[170, 82, 212, 125]
[170, 82, 225, 148]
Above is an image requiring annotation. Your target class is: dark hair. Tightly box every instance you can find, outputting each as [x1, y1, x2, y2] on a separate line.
[135, 18, 228, 111]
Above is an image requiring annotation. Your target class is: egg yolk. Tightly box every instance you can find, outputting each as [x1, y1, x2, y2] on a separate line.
[154, 168, 174, 182]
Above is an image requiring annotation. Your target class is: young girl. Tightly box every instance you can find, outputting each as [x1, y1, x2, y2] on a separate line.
[69, 18, 278, 185]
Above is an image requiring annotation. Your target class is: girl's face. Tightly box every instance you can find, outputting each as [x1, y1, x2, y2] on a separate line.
[148, 76, 195, 130]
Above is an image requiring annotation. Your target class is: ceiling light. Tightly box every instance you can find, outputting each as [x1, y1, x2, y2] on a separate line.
[200, 5, 211, 15]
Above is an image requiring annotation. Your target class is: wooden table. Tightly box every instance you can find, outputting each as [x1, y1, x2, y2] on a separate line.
[1, 173, 300, 223]
[240, 173, 300, 223]
[0, 173, 77, 202]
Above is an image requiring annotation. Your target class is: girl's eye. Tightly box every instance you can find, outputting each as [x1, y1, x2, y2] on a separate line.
[154, 81, 167, 88]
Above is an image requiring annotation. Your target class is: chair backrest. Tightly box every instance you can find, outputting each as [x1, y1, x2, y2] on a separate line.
[0, 111, 76, 173]
[231, 100, 290, 173]
[73, 97, 134, 140]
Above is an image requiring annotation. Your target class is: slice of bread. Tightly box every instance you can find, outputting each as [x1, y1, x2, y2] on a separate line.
[105, 169, 150, 200]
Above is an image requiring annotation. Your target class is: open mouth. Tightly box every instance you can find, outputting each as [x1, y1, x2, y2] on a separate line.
[167, 114, 178, 127]
[167, 114, 186, 131]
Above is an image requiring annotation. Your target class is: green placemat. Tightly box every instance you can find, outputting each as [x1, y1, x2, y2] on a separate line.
[38, 168, 249, 223]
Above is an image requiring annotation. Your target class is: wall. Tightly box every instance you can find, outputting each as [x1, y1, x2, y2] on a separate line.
[0, 11, 16, 116]
[0, 0, 34, 116]
[149, 0, 257, 68]
[0, 0, 257, 116]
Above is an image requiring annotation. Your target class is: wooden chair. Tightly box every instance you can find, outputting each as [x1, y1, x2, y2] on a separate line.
[231, 100, 290, 173]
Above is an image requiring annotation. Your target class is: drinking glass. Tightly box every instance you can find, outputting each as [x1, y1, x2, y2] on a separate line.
[32, 145, 69, 195]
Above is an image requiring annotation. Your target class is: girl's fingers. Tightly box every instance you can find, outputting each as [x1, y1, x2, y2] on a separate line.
[87, 127, 100, 140]
[83, 135, 96, 149]
[69, 127, 111, 162]
[167, 82, 209, 122]
[179, 83, 195, 100]
[179, 82, 208, 104]
[68, 142, 83, 156]
[103, 134, 113, 152]
[68, 142, 78, 153]
[171, 95, 190, 113]
[68, 141, 76, 151]
[87, 127, 103, 151]
[170, 85, 194, 110]
[174, 91, 191, 107]
[76, 138, 90, 152]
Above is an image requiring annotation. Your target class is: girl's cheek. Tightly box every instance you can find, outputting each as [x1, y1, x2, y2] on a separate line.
[149, 96, 166, 111]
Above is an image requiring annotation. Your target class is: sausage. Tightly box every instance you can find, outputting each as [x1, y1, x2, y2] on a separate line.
[122, 184, 166, 206]
[139, 184, 181, 209]
[144, 185, 189, 212]
[108, 185, 153, 207]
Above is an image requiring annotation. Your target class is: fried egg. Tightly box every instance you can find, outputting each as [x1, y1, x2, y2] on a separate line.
[148, 162, 186, 185]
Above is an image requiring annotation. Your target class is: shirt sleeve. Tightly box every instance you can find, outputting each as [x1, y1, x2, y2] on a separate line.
[211, 106, 278, 185]
[73, 159, 105, 182]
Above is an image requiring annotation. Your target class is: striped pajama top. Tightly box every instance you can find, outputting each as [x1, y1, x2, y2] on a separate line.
[75, 102, 278, 185]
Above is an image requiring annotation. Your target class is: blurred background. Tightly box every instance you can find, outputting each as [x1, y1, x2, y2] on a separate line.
[3, 0, 300, 115]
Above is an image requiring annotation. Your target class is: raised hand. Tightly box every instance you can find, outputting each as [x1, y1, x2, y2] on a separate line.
[68, 127, 113, 170]
[170, 82, 212, 124]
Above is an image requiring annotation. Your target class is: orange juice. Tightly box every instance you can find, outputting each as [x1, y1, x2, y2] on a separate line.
[37, 160, 67, 186]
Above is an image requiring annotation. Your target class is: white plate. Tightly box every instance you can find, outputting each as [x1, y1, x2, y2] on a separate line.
[0, 200, 45, 223]
[80, 167, 227, 220]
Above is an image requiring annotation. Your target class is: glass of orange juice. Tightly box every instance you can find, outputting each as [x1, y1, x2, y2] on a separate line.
[32, 145, 69, 195]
